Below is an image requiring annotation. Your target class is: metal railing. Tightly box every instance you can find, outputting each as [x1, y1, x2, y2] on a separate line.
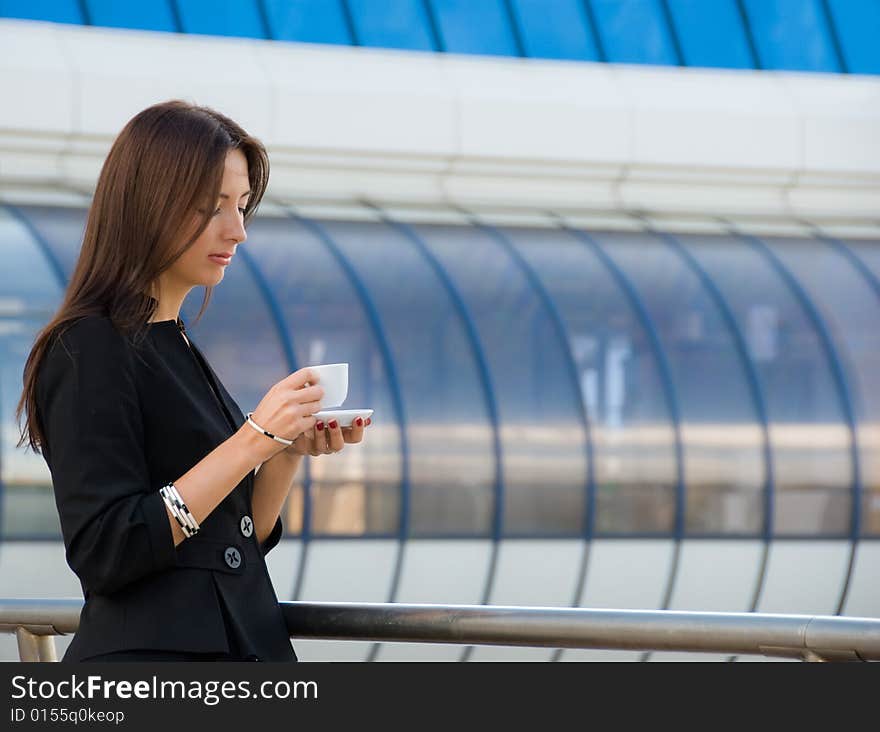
[2, 598, 879, 662]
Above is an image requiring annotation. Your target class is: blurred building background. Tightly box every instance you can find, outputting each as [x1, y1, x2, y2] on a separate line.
[0, 1, 879, 661]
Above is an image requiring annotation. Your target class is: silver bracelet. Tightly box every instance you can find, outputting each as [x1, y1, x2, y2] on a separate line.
[245, 412, 294, 447]
[160, 483, 200, 538]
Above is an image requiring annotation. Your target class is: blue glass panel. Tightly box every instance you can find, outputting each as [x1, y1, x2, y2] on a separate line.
[321, 221, 493, 536]
[430, 0, 520, 56]
[742, 0, 840, 72]
[414, 224, 586, 536]
[510, 227, 677, 534]
[682, 235, 851, 536]
[0, 208, 66, 312]
[841, 239, 880, 534]
[509, 0, 599, 61]
[84, 0, 177, 32]
[0, 313, 62, 540]
[0, 0, 83, 24]
[262, 0, 352, 44]
[247, 217, 401, 537]
[175, 0, 265, 38]
[588, 0, 679, 65]
[14, 205, 87, 281]
[826, 0, 880, 74]
[848, 239, 880, 284]
[348, 0, 435, 51]
[665, 0, 754, 69]
[0, 208, 65, 538]
[765, 237, 880, 538]
[594, 231, 765, 535]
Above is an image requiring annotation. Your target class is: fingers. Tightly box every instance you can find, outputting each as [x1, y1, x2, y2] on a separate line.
[284, 367, 320, 390]
[308, 416, 372, 457]
[343, 416, 366, 444]
[295, 384, 325, 404]
[301, 415, 318, 434]
[310, 420, 330, 456]
[300, 399, 324, 416]
[326, 419, 345, 452]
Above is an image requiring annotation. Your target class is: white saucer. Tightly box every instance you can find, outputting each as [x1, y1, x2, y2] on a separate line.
[313, 409, 373, 428]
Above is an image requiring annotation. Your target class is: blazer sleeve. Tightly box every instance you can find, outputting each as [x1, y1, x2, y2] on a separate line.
[38, 317, 177, 596]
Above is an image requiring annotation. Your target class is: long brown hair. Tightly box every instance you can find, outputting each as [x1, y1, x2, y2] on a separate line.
[16, 99, 270, 453]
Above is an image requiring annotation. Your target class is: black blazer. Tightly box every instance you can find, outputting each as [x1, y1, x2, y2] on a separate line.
[36, 315, 296, 662]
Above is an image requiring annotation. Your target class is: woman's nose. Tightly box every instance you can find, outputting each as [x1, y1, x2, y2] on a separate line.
[226, 212, 247, 244]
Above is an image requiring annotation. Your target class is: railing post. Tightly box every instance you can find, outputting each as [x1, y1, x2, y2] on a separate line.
[15, 628, 57, 662]
[37, 634, 58, 662]
[16, 627, 41, 662]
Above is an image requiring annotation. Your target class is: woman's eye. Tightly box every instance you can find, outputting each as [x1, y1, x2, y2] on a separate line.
[209, 205, 246, 217]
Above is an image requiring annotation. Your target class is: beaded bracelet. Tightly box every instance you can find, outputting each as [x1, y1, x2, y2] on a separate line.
[160, 483, 200, 538]
[245, 412, 294, 447]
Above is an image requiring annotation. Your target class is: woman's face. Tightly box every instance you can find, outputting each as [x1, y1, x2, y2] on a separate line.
[166, 148, 251, 291]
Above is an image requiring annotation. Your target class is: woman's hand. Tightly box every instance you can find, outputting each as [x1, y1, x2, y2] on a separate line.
[246, 367, 325, 462]
[286, 415, 371, 457]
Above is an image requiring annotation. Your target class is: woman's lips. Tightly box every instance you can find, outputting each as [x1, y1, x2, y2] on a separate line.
[209, 254, 232, 266]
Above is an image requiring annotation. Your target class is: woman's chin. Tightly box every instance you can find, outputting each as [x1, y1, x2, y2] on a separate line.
[203, 269, 226, 286]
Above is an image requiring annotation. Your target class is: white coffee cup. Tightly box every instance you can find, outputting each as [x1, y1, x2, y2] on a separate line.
[307, 363, 348, 408]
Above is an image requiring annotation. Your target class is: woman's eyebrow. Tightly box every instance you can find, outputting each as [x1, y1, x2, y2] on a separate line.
[219, 190, 251, 200]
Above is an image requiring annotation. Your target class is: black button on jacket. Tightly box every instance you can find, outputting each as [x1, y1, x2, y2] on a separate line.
[36, 315, 297, 662]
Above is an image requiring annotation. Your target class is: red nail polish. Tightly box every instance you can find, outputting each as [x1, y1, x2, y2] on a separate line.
[355, 417, 363, 426]
[366, 417, 372, 425]
[316, 421, 324, 431]
[329, 420, 338, 429]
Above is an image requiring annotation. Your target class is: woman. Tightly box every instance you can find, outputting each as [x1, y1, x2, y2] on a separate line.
[15, 100, 369, 662]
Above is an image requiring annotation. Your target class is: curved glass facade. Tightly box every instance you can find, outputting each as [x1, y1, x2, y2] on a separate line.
[0, 207, 64, 538]
[1, 204, 878, 545]
[680, 234, 850, 537]
[2, 0, 878, 75]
